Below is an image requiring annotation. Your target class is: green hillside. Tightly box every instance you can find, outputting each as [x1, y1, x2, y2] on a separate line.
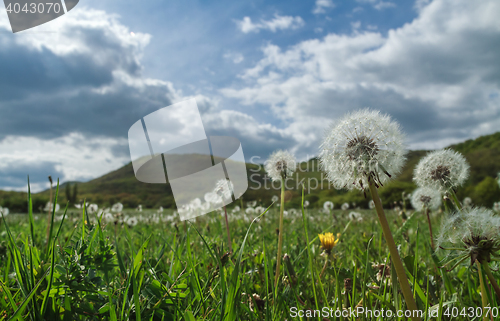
[2, 132, 500, 212]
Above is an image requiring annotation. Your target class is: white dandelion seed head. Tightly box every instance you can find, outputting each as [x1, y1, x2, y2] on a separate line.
[323, 201, 334, 210]
[494, 202, 500, 213]
[368, 200, 375, 209]
[319, 109, 407, 191]
[411, 187, 442, 211]
[271, 195, 279, 203]
[112, 202, 123, 212]
[341, 202, 350, 211]
[265, 150, 296, 182]
[245, 207, 256, 215]
[204, 192, 219, 204]
[436, 207, 500, 260]
[136, 204, 143, 212]
[214, 179, 233, 200]
[348, 211, 363, 222]
[232, 205, 241, 214]
[44, 202, 60, 213]
[0, 207, 9, 216]
[104, 213, 115, 224]
[247, 200, 257, 208]
[463, 197, 473, 209]
[303, 200, 310, 208]
[189, 198, 202, 210]
[413, 149, 470, 193]
[127, 216, 138, 227]
[254, 206, 265, 214]
[87, 203, 98, 214]
[199, 201, 210, 212]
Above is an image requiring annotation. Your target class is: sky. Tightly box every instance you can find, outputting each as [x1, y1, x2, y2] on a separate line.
[0, 0, 499, 192]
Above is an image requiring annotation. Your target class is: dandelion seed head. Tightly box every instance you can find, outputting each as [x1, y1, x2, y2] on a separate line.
[245, 207, 256, 215]
[413, 149, 469, 193]
[87, 203, 98, 214]
[0, 207, 9, 217]
[437, 207, 500, 265]
[111, 202, 123, 213]
[348, 211, 363, 222]
[323, 201, 334, 211]
[127, 216, 138, 227]
[320, 109, 406, 190]
[410, 187, 442, 211]
[265, 150, 296, 181]
[254, 206, 265, 214]
[214, 179, 233, 200]
[247, 200, 257, 208]
[341, 202, 350, 211]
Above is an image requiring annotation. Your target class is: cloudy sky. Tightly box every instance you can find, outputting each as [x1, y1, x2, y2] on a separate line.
[0, 0, 499, 191]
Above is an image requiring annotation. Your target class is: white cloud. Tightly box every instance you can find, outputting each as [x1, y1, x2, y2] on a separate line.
[235, 14, 305, 33]
[0, 133, 128, 191]
[223, 52, 244, 64]
[356, 0, 396, 10]
[313, 0, 336, 14]
[374, 1, 396, 10]
[351, 21, 361, 30]
[222, 0, 500, 156]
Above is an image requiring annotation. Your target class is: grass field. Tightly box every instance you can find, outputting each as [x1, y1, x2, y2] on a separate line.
[1, 187, 499, 321]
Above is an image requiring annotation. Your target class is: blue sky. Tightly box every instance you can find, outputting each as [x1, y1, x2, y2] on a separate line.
[0, 0, 499, 191]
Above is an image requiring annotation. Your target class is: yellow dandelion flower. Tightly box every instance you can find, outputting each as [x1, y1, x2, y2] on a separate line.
[318, 232, 340, 254]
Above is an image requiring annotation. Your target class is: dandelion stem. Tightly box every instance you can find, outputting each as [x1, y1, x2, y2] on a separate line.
[476, 260, 491, 321]
[448, 189, 462, 211]
[223, 205, 233, 253]
[424, 207, 435, 250]
[45, 177, 53, 248]
[368, 180, 421, 321]
[319, 256, 329, 278]
[274, 178, 285, 287]
[482, 261, 500, 302]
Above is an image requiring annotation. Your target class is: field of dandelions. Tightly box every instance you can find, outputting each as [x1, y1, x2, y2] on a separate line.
[1, 109, 500, 320]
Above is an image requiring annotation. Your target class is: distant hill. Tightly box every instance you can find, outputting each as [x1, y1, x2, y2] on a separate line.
[2, 132, 500, 212]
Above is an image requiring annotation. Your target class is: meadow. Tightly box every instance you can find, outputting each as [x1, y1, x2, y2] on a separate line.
[1, 189, 499, 320]
[1, 110, 500, 321]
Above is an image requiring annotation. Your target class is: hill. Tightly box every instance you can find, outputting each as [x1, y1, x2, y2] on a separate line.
[2, 132, 500, 212]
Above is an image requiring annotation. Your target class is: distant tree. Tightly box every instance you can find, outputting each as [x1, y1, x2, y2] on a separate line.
[473, 176, 500, 207]
[71, 184, 78, 204]
[65, 184, 71, 203]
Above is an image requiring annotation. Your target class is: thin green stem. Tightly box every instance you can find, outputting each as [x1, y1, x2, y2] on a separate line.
[476, 260, 491, 321]
[424, 207, 435, 250]
[482, 261, 500, 302]
[223, 205, 233, 253]
[448, 189, 462, 211]
[274, 178, 285, 287]
[368, 180, 421, 321]
[319, 256, 329, 278]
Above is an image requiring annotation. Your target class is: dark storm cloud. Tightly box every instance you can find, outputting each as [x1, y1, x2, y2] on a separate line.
[0, 161, 64, 189]
[0, 11, 173, 145]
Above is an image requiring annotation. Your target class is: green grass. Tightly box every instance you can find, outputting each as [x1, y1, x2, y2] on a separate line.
[1, 186, 498, 320]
